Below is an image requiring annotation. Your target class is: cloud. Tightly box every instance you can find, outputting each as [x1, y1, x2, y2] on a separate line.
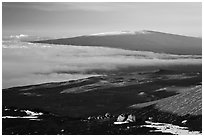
[2, 41, 201, 89]
[10, 34, 28, 39]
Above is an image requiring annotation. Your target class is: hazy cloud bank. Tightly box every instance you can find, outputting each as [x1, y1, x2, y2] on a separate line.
[2, 40, 201, 88]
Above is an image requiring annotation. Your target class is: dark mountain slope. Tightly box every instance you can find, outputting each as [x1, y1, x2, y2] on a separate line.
[32, 30, 202, 55]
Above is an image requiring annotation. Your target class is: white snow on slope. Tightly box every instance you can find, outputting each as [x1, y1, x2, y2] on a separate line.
[88, 30, 150, 36]
[3, 109, 43, 120]
[141, 121, 201, 135]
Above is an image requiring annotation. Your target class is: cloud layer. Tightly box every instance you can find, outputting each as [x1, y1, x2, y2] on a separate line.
[2, 40, 201, 89]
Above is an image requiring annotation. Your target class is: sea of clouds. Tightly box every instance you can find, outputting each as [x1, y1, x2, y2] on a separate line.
[2, 35, 201, 89]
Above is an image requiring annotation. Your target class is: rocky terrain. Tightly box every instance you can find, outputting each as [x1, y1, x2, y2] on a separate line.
[2, 68, 202, 135]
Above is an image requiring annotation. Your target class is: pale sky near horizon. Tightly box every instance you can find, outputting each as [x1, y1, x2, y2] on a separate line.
[2, 2, 202, 38]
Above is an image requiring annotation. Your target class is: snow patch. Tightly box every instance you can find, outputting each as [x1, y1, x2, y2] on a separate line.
[113, 121, 129, 125]
[141, 121, 201, 135]
[3, 109, 43, 119]
[155, 87, 167, 92]
[24, 110, 43, 116]
[2, 116, 38, 119]
[88, 30, 150, 36]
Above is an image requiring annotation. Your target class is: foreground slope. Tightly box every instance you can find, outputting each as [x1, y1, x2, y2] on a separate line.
[3, 69, 201, 117]
[129, 85, 202, 116]
[2, 70, 202, 134]
[32, 30, 202, 55]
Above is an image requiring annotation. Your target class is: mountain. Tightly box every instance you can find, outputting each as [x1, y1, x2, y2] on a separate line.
[32, 30, 202, 55]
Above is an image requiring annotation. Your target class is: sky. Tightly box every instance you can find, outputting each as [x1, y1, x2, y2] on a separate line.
[2, 2, 202, 38]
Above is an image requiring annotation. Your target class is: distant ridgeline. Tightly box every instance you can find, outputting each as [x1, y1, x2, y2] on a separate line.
[32, 30, 202, 55]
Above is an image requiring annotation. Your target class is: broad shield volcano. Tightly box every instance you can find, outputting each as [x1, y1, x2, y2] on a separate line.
[33, 30, 201, 55]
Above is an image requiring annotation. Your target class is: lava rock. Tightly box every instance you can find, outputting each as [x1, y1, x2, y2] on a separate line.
[127, 114, 136, 122]
[117, 114, 127, 122]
